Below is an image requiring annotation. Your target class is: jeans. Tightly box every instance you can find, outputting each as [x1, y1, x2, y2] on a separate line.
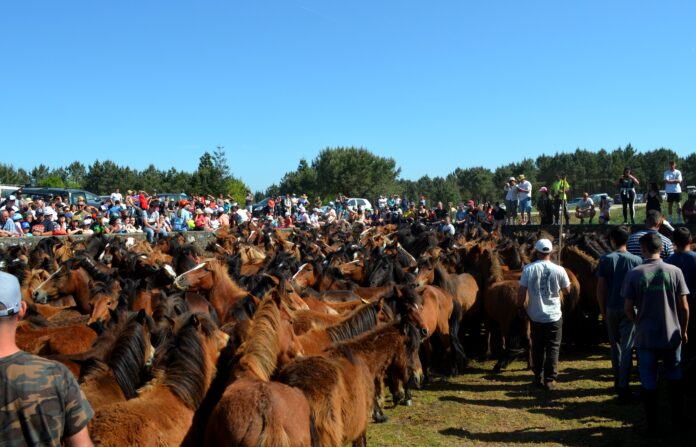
[605, 308, 635, 389]
[531, 318, 563, 383]
[553, 199, 570, 224]
[621, 190, 635, 223]
[637, 346, 682, 390]
[144, 227, 154, 243]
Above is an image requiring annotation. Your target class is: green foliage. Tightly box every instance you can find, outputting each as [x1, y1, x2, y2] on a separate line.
[36, 175, 65, 188]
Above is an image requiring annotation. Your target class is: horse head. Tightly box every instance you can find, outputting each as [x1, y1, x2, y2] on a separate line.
[173, 262, 212, 291]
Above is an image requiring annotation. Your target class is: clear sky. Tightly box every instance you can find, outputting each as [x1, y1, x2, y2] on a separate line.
[1, 1, 694, 192]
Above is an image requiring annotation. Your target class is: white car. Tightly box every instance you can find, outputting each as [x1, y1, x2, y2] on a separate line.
[345, 198, 373, 213]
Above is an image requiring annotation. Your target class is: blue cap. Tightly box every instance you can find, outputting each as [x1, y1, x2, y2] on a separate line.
[0, 272, 22, 317]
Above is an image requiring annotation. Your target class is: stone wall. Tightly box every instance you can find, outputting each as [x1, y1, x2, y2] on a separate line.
[0, 231, 218, 251]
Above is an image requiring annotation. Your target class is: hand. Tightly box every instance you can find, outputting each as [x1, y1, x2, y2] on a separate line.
[683, 331, 688, 344]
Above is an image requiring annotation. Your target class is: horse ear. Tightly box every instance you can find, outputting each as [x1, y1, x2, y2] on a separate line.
[136, 309, 147, 323]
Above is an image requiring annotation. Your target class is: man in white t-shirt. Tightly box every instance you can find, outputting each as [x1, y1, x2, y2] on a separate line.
[574, 192, 596, 224]
[664, 160, 683, 224]
[110, 188, 123, 204]
[516, 174, 533, 225]
[504, 177, 518, 225]
[518, 238, 571, 390]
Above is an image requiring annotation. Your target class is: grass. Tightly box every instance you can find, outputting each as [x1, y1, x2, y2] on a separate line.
[367, 347, 695, 447]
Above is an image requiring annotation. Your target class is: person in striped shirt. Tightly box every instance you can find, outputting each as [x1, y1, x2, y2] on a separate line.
[627, 210, 674, 259]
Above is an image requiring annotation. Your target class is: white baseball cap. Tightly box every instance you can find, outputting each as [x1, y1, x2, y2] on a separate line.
[535, 238, 553, 253]
[0, 272, 22, 317]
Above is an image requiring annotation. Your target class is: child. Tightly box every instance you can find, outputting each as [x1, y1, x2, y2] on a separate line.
[598, 196, 611, 224]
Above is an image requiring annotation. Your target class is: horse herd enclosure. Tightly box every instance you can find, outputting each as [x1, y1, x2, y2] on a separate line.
[5, 223, 695, 446]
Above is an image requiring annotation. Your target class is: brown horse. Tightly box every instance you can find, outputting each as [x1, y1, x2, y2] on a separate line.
[80, 310, 156, 410]
[204, 298, 313, 447]
[277, 316, 425, 447]
[32, 264, 93, 314]
[174, 260, 251, 325]
[16, 315, 97, 357]
[87, 281, 123, 329]
[89, 313, 229, 447]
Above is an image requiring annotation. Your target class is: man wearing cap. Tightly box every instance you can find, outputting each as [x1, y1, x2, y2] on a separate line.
[518, 238, 571, 390]
[515, 174, 533, 225]
[504, 177, 518, 225]
[0, 272, 94, 446]
[29, 210, 55, 236]
[622, 232, 689, 436]
[0, 195, 20, 213]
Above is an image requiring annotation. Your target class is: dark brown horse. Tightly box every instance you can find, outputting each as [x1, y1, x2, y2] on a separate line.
[89, 313, 229, 446]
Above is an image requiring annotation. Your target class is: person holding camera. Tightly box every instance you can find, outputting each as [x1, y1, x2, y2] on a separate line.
[504, 177, 518, 225]
[617, 167, 640, 225]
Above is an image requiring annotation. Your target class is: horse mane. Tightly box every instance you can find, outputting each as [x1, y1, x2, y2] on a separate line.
[5, 259, 28, 285]
[107, 312, 152, 399]
[432, 263, 456, 298]
[156, 313, 219, 409]
[234, 298, 280, 382]
[90, 281, 115, 297]
[564, 245, 598, 267]
[325, 302, 379, 343]
[487, 248, 505, 283]
[75, 255, 113, 284]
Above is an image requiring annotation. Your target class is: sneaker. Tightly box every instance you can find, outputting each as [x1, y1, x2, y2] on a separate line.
[533, 376, 544, 389]
[545, 380, 558, 391]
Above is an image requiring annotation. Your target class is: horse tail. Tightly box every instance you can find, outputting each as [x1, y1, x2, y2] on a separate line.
[309, 411, 320, 447]
[257, 406, 291, 447]
[448, 298, 467, 372]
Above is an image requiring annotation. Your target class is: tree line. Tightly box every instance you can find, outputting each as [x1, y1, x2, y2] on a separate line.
[0, 146, 250, 204]
[2, 144, 694, 206]
[264, 145, 696, 205]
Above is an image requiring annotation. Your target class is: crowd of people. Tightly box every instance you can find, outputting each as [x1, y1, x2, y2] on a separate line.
[0, 161, 693, 241]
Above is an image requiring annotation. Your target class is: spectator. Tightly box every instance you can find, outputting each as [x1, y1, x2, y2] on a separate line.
[53, 214, 68, 235]
[194, 209, 208, 231]
[665, 227, 696, 368]
[622, 232, 689, 436]
[645, 182, 662, 214]
[0, 211, 18, 237]
[67, 217, 82, 235]
[627, 210, 674, 259]
[504, 177, 518, 225]
[81, 219, 94, 235]
[30, 211, 55, 236]
[245, 191, 254, 213]
[419, 194, 427, 207]
[574, 192, 596, 224]
[516, 174, 533, 225]
[0, 194, 20, 213]
[324, 203, 337, 225]
[110, 188, 123, 204]
[518, 239, 571, 390]
[598, 195, 611, 224]
[20, 221, 31, 237]
[218, 209, 230, 228]
[0, 272, 94, 446]
[123, 216, 140, 233]
[681, 191, 696, 224]
[664, 160, 683, 224]
[536, 187, 553, 225]
[143, 203, 161, 242]
[440, 215, 455, 236]
[491, 203, 506, 231]
[596, 226, 643, 403]
[550, 173, 571, 225]
[455, 204, 468, 230]
[617, 167, 640, 225]
[434, 201, 447, 221]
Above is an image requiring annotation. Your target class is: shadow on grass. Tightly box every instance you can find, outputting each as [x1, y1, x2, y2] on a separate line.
[438, 425, 692, 447]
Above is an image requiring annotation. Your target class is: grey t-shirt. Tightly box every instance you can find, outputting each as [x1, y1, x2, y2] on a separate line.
[597, 251, 643, 311]
[621, 259, 689, 349]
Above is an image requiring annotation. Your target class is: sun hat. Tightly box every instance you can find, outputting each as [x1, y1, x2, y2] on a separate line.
[535, 238, 553, 253]
[0, 272, 22, 317]
[518, 174, 526, 181]
[83, 218, 93, 226]
[195, 209, 204, 215]
[8, 195, 16, 201]
[509, 177, 516, 182]
[539, 186, 548, 193]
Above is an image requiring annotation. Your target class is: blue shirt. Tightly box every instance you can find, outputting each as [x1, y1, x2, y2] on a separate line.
[596, 250, 643, 310]
[665, 250, 696, 305]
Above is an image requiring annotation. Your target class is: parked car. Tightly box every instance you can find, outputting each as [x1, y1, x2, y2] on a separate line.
[154, 193, 191, 204]
[345, 198, 373, 213]
[10, 187, 102, 207]
[251, 196, 286, 217]
[590, 193, 614, 208]
[0, 184, 22, 199]
[566, 197, 584, 210]
[615, 193, 645, 204]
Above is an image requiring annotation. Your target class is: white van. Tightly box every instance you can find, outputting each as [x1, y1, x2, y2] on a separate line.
[0, 185, 21, 199]
[345, 198, 373, 213]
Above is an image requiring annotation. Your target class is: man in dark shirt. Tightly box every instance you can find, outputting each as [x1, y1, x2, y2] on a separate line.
[665, 227, 696, 369]
[596, 226, 642, 403]
[29, 210, 55, 236]
[0, 272, 93, 446]
[622, 233, 689, 436]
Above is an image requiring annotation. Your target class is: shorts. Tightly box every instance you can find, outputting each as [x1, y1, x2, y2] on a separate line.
[519, 197, 532, 213]
[667, 192, 681, 203]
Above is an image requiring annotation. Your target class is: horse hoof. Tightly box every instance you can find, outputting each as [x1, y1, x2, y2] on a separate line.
[373, 414, 389, 424]
[405, 399, 413, 407]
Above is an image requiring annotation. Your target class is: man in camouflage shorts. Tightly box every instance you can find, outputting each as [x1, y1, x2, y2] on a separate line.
[0, 272, 94, 446]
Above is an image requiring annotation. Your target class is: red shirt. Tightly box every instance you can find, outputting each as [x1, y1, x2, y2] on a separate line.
[139, 193, 148, 209]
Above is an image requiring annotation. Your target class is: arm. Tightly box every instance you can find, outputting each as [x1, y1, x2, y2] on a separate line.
[596, 276, 607, 319]
[677, 294, 689, 343]
[64, 426, 93, 447]
[624, 299, 636, 322]
[631, 175, 640, 186]
[517, 285, 528, 309]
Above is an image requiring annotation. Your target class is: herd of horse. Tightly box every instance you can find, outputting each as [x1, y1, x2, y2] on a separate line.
[1, 221, 609, 446]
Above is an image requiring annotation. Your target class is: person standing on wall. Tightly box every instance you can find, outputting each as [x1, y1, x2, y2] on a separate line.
[664, 160, 683, 224]
[617, 167, 639, 225]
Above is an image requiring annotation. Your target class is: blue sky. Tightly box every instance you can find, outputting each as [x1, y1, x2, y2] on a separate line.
[1, 1, 694, 192]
